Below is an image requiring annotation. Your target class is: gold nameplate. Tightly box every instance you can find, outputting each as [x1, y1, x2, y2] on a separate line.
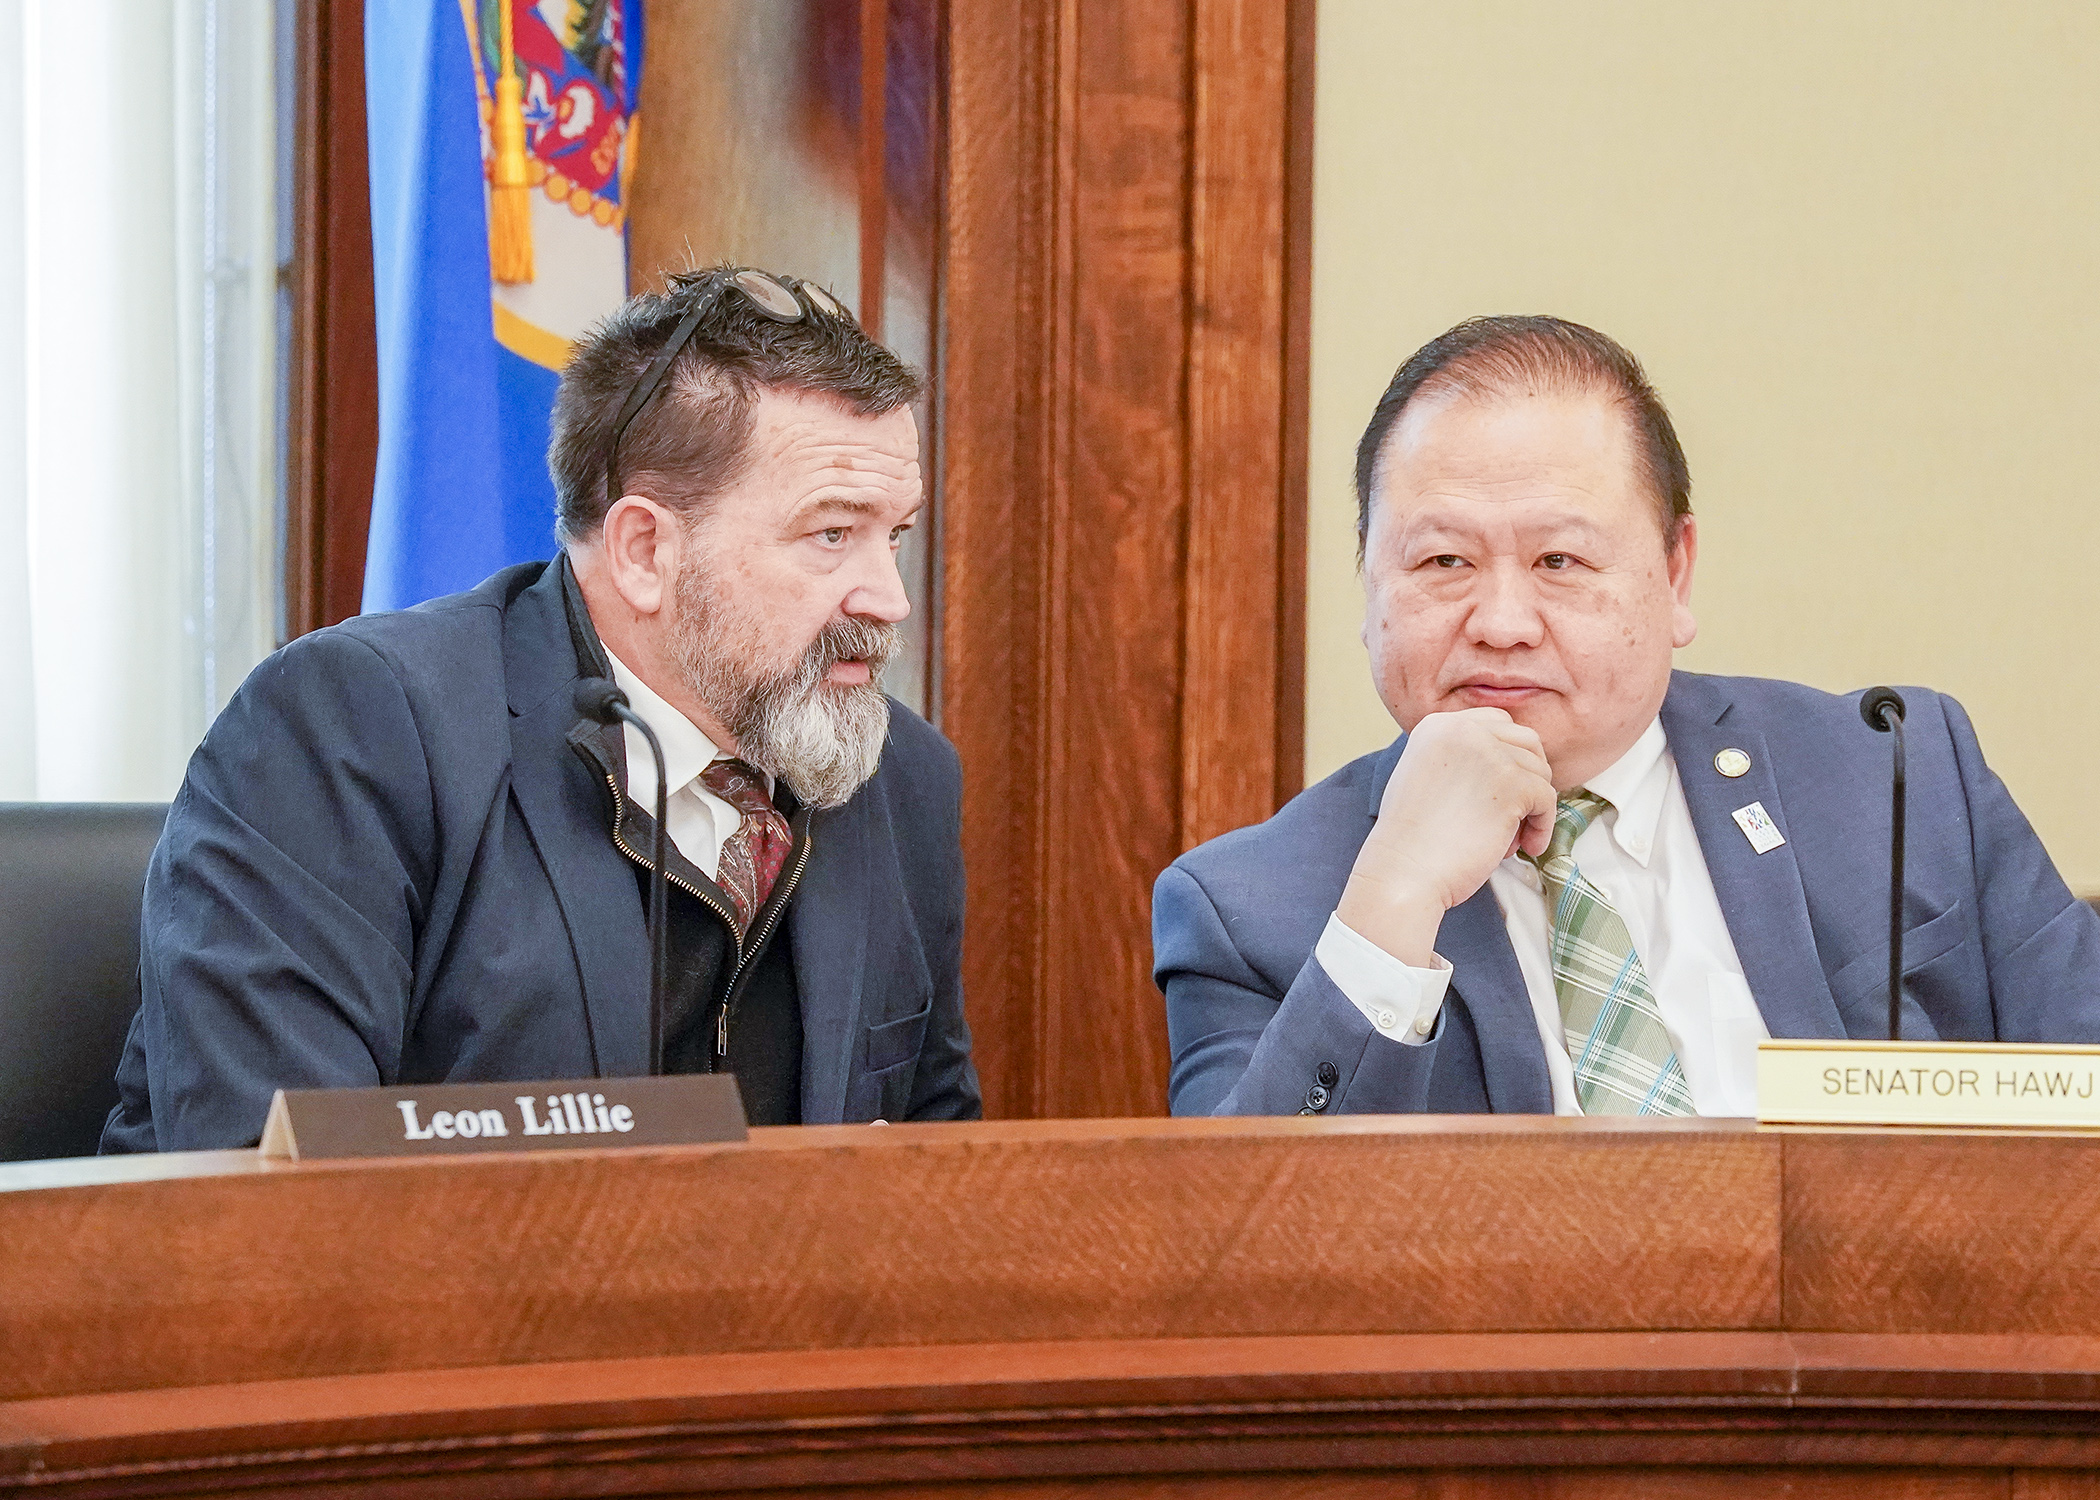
[1758, 1039, 2100, 1128]
[259, 1075, 748, 1161]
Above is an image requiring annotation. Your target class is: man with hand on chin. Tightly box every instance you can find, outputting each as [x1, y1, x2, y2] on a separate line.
[105, 265, 978, 1152]
[1157, 315, 2100, 1119]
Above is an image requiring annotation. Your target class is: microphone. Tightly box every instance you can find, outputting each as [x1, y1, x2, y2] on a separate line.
[574, 678, 669, 1076]
[1860, 686, 1908, 1041]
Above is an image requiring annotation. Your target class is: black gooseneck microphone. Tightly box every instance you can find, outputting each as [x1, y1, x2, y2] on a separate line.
[1860, 686, 1908, 1041]
[574, 679, 669, 1075]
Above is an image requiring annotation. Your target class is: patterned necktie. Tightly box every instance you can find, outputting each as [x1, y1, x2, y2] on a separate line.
[699, 759, 792, 935]
[1524, 790, 1694, 1116]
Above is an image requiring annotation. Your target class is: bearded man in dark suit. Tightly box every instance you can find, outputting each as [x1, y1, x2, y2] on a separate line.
[106, 266, 978, 1151]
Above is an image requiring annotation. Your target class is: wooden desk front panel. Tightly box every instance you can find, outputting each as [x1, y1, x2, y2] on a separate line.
[0, 1117, 1777, 1402]
[7, 1118, 2100, 1498]
[1784, 1129, 2100, 1333]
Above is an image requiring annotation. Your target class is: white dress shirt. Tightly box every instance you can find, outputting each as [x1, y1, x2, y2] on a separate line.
[604, 651, 769, 883]
[1318, 718, 1769, 1116]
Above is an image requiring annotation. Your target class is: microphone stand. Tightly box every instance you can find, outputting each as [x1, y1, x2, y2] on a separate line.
[1861, 687, 1908, 1041]
[622, 710, 670, 1077]
[575, 680, 669, 1075]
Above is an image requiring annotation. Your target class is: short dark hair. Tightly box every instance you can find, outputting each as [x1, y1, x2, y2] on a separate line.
[548, 266, 924, 542]
[1353, 315, 1692, 558]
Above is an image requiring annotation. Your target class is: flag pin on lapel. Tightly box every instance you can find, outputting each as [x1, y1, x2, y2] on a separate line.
[1731, 801, 1786, 855]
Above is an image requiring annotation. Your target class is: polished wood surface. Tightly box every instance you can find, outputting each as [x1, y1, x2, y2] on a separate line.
[11, 1333, 2100, 1494]
[1784, 1129, 2100, 1332]
[1, 1118, 1775, 1399]
[8, 1119, 2100, 1496]
[942, 0, 1311, 1121]
[1183, 0, 1299, 849]
[284, 0, 379, 637]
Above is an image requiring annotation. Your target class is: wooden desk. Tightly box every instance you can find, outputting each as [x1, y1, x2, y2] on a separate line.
[5, 1116, 2100, 1497]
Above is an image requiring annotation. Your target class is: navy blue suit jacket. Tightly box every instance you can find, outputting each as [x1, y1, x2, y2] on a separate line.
[1156, 672, 2100, 1116]
[104, 561, 979, 1151]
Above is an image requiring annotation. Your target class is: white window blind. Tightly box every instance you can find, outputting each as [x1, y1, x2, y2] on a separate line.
[1, 0, 280, 801]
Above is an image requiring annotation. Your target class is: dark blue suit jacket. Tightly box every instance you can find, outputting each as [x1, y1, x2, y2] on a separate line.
[1156, 672, 2100, 1116]
[104, 561, 979, 1151]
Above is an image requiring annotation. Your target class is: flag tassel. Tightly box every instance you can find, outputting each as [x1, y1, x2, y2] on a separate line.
[489, 6, 534, 284]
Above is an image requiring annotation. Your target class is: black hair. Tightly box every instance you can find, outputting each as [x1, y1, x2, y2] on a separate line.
[1353, 315, 1691, 558]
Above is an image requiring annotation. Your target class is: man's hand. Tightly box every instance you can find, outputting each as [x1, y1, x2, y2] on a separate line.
[1336, 709, 1558, 968]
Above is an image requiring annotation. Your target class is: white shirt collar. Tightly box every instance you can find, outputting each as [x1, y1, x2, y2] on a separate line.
[603, 648, 725, 804]
[1581, 716, 1671, 868]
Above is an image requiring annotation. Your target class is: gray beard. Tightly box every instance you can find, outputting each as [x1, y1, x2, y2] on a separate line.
[670, 567, 898, 811]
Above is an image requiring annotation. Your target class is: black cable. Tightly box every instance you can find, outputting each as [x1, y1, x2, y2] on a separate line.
[1860, 687, 1908, 1041]
[574, 679, 670, 1075]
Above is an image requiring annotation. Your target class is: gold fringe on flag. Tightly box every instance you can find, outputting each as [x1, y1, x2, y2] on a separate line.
[489, 1, 534, 284]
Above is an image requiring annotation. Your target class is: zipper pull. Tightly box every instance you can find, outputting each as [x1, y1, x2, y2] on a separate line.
[717, 1006, 729, 1058]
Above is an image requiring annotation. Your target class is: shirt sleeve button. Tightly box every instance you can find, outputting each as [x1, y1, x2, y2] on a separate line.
[1376, 1010, 1397, 1030]
[1414, 1016, 1433, 1036]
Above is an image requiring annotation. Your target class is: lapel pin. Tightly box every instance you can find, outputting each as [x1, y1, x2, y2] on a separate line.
[1714, 747, 1752, 778]
[1731, 801, 1786, 855]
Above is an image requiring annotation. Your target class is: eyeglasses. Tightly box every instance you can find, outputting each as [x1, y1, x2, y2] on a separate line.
[603, 267, 851, 507]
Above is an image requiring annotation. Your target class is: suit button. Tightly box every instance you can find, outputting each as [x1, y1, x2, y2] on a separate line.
[1318, 1062, 1339, 1087]
[1305, 1084, 1331, 1110]
[1297, 1107, 1318, 1116]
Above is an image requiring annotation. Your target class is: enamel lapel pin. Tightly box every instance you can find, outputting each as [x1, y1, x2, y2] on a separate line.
[1731, 800, 1786, 855]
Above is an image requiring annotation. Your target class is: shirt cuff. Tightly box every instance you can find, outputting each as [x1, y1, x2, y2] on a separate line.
[1315, 912, 1453, 1047]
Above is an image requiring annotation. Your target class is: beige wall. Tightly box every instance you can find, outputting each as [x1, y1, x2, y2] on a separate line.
[1306, 0, 2100, 890]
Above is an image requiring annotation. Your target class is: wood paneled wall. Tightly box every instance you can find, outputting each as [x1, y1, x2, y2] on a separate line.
[942, 0, 1312, 1119]
[284, 0, 379, 637]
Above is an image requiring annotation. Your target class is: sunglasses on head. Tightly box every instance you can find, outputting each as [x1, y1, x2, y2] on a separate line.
[604, 268, 850, 508]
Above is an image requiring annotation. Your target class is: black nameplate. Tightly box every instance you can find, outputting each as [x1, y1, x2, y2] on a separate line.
[258, 1076, 747, 1161]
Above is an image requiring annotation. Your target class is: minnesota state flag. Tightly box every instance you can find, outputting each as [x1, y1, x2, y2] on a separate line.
[364, 0, 643, 612]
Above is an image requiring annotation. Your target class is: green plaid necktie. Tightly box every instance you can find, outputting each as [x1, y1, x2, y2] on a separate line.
[1524, 790, 1694, 1116]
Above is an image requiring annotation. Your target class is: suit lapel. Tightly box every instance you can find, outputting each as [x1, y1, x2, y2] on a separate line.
[791, 801, 871, 1123]
[502, 560, 651, 1078]
[512, 714, 653, 1076]
[1367, 736, 1553, 1113]
[1437, 888, 1554, 1112]
[1661, 673, 1844, 1040]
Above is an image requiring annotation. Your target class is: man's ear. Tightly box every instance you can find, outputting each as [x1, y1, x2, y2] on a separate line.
[1668, 514, 1699, 650]
[600, 495, 682, 618]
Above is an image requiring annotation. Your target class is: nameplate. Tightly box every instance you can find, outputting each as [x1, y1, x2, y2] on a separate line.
[258, 1076, 748, 1161]
[1758, 1039, 2100, 1128]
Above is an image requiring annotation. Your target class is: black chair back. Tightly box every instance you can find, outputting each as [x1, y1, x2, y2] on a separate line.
[0, 803, 169, 1161]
